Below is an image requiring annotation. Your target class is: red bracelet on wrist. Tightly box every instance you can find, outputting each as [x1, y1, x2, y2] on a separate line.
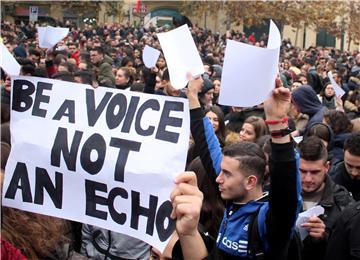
[265, 116, 288, 125]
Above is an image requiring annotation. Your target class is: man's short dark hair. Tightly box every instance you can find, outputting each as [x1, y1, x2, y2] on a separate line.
[304, 56, 316, 66]
[28, 48, 41, 57]
[344, 133, 360, 156]
[52, 71, 75, 82]
[92, 46, 105, 55]
[290, 57, 298, 67]
[222, 142, 266, 184]
[74, 70, 93, 85]
[299, 136, 328, 162]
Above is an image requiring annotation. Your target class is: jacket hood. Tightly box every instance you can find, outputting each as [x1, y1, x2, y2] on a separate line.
[292, 85, 322, 116]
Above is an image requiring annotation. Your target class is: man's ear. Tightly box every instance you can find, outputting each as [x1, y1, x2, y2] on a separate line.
[246, 175, 258, 190]
[325, 160, 331, 174]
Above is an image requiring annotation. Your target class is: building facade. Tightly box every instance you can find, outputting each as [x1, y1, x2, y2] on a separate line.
[1, 0, 359, 51]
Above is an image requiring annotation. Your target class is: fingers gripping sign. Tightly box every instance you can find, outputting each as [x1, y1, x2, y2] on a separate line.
[170, 171, 203, 236]
[186, 72, 203, 96]
[301, 216, 326, 240]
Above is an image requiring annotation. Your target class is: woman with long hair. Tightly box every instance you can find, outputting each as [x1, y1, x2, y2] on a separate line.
[204, 105, 226, 147]
[239, 116, 269, 143]
[115, 67, 134, 90]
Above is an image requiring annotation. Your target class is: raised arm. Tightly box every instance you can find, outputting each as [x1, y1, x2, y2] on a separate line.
[262, 85, 302, 257]
[186, 74, 222, 180]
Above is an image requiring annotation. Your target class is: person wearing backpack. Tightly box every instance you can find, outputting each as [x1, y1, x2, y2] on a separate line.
[298, 136, 354, 260]
[170, 75, 302, 259]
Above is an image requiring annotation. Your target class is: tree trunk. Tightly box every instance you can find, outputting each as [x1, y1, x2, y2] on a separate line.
[347, 35, 352, 51]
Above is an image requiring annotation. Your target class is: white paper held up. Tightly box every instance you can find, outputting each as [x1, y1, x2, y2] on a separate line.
[143, 45, 161, 68]
[38, 26, 69, 49]
[219, 20, 281, 107]
[296, 205, 325, 240]
[157, 24, 204, 89]
[0, 42, 21, 76]
[327, 71, 345, 97]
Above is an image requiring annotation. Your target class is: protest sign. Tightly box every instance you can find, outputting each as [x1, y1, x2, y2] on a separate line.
[157, 24, 204, 89]
[0, 42, 21, 76]
[38, 26, 69, 49]
[219, 20, 281, 107]
[143, 45, 160, 68]
[2, 76, 190, 252]
[327, 71, 345, 97]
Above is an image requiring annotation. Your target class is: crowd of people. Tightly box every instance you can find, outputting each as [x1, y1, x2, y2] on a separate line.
[1, 18, 360, 260]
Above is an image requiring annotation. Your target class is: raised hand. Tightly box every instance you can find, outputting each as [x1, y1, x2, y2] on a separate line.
[170, 171, 203, 236]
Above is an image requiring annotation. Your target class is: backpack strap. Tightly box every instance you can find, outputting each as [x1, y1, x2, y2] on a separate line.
[248, 206, 265, 260]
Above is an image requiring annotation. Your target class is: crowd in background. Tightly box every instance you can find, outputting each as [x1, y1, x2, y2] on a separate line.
[1, 18, 360, 260]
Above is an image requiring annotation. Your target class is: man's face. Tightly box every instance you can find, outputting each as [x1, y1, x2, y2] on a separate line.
[29, 54, 40, 64]
[344, 150, 360, 180]
[68, 44, 77, 54]
[90, 50, 102, 64]
[216, 156, 248, 203]
[332, 73, 341, 84]
[300, 158, 329, 193]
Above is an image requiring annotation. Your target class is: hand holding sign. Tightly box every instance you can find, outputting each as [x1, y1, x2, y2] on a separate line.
[296, 205, 324, 240]
[219, 20, 281, 107]
[327, 71, 345, 97]
[170, 171, 208, 259]
[170, 171, 203, 236]
[3, 76, 190, 253]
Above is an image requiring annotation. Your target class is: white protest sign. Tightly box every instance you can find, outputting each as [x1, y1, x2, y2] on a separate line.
[38, 26, 69, 49]
[296, 205, 324, 240]
[2, 76, 190, 252]
[327, 71, 345, 97]
[219, 20, 281, 107]
[143, 45, 161, 68]
[157, 24, 204, 89]
[0, 42, 21, 76]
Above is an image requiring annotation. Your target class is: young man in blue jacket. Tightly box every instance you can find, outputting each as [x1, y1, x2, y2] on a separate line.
[170, 75, 301, 260]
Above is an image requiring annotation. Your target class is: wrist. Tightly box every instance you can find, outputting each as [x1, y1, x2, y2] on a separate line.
[265, 116, 288, 125]
[269, 125, 292, 144]
[178, 229, 200, 238]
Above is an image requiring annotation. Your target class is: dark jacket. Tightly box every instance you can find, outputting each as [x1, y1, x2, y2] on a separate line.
[95, 59, 115, 87]
[325, 201, 360, 260]
[332, 132, 352, 165]
[302, 176, 354, 260]
[292, 85, 328, 136]
[1, 87, 10, 105]
[224, 108, 265, 133]
[307, 67, 323, 94]
[183, 108, 301, 260]
[331, 162, 360, 201]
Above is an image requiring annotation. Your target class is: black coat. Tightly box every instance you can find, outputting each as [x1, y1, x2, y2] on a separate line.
[302, 176, 354, 260]
[325, 201, 360, 260]
[306, 68, 323, 94]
